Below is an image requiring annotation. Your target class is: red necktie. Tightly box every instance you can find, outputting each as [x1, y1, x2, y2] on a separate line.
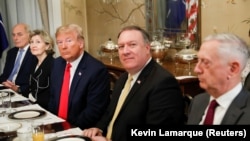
[58, 63, 71, 119]
[203, 100, 218, 125]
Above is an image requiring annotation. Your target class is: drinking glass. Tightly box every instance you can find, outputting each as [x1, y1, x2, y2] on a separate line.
[32, 122, 44, 141]
[0, 92, 6, 117]
[17, 127, 32, 141]
[2, 91, 12, 114]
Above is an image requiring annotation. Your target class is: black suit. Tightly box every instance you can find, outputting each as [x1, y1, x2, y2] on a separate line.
[48, 52, 110, 129]
[29, 54, 54, 110]
[0, 47, 35, 96]
[96, 59, 185, 141]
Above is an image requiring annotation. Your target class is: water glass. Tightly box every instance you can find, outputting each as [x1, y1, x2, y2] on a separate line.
[17, 127, 32, 141]
[1, 91, 12, 114]
[32, 122, 45, 141]
[0, 92, 6, 117]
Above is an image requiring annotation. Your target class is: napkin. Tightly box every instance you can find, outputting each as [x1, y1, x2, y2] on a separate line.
[45, 127, 83, 140]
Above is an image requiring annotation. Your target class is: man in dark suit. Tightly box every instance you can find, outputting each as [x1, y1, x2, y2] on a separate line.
[83, 26, 185, 141]
[48, 24, 110, 130]
[0, 23, 35, 96]
[187, 33, 250, 125]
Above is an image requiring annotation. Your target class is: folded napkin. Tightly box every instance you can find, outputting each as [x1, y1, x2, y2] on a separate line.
[45, 127, 83, 140]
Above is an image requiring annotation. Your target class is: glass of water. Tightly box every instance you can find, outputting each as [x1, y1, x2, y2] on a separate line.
[2, 91, 12, 114]
[0, 92, 6, 117]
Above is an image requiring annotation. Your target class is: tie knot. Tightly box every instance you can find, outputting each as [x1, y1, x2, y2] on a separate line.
[210, 100, 218, 109]
[66, 63, 71, 71]
[203, 99, 219, 125]
[128, 75, 133, 81]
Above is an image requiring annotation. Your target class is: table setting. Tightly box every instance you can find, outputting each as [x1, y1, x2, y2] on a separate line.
[0, 89, 90, 141]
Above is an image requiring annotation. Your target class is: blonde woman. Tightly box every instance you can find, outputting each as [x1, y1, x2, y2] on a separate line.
[29, 29, 55, 110]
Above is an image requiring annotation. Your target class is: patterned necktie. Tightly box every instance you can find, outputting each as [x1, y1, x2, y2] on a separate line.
[8, 49, 24, 81]
[58, 63, 71, 119]
[203, 100, 218, 125]
[106, 75, 133, 139]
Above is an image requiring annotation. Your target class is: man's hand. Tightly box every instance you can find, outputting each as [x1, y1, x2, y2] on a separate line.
[82, 127, 103, 138]
[2, 80, 19, 92]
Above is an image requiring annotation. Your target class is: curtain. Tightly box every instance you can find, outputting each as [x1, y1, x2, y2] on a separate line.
[38, 0, 50, 32]
[0, 1, 9, 73]
[0, 0, 43, 73]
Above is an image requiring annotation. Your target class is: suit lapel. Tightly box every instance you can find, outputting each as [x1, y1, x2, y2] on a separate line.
[20, 47, 32, 70]
[120, 59, 155, 111]
[55, 59, 67, 103]
[221, 89, 247, 124]
[194, 96, 210, 124]
[69, 54, 86, 102]
[10, 48, 19, 68]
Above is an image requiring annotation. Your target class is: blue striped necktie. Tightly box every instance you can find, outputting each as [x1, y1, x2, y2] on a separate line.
[8, 49, 24, 82]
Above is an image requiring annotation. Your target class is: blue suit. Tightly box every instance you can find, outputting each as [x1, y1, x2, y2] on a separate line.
[48, 52, 110, 129]
[0, 47, 35, 96]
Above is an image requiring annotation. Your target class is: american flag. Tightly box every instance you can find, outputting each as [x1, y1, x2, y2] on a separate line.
[186, 0, 198, 41]
[0, 12, 9, 58]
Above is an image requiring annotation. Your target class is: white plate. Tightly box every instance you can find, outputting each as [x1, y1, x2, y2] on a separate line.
[8, 109, 46, 120]
[0, 122, 22, 132]
[51, 135, 91, 141]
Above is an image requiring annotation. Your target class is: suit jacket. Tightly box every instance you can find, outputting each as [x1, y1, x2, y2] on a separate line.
[0, 47, 35, 96]
[187, 89, 250, 125]
[243, 72, 250, 91]
[96, 59, 185, 141]
[48, 52, 110, 129]
[29, 54, 54, 110]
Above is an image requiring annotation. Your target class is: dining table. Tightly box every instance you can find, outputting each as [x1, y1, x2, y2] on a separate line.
[0, 89, 91, 141]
